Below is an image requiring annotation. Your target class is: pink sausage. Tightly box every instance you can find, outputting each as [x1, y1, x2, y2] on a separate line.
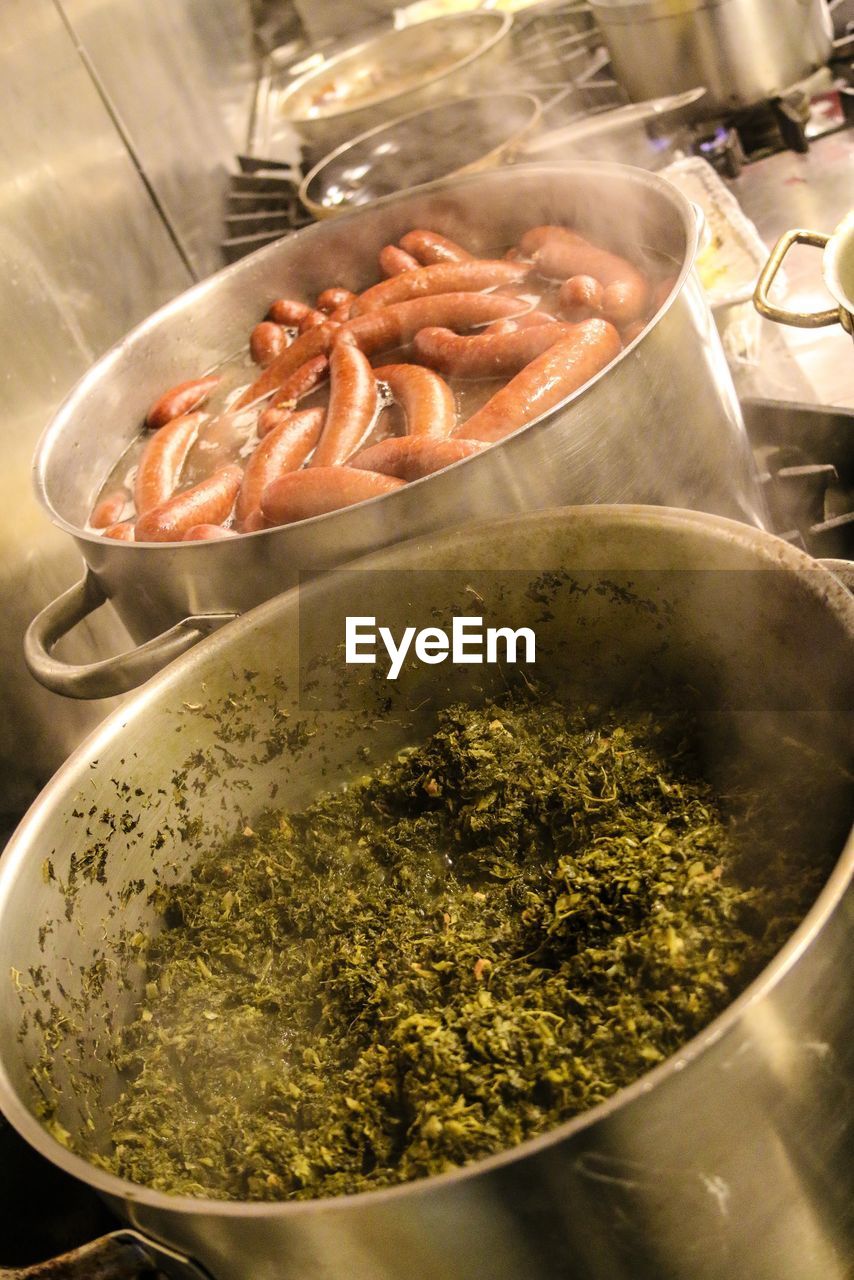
[454, 319, 623, 444]
[182, 524, 240, 541]
[268, 354, 329, 414]
[412, 323, 575, 380]
[483, 311, 558, 336]
[558, 275, 604, 323]
[348, 436, 485, 481]
[373, 364, 456, 438]
[524, 225, 649, 325]
[310, 342, 378, 467]
[340, 293, 525, 356]
[267, 298, 312, 326]
[145, 375, 221, 430]
[260, 467, 405, 525]
[241, 507, 275, 533]
[236, 408, 325, 523]
[135, 464, 243, 543]
[90, 491, 128, 529]
[317, 287, 356, 314]
[250, 321, 289, 367]
[233, 323, 338, 410]
[102, 520, 135, 542]
[378, 245, 420, 277]
[298, 308, 330, 334]
[398, 230, 474, 265]
[351, 260, 529, 315]
[134, 412, 204, 515]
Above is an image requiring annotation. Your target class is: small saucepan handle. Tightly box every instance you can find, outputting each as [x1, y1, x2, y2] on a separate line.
[753, 228, 839, 328]
[0, 1228, 212, 1280]
[24, 570, 237, 699]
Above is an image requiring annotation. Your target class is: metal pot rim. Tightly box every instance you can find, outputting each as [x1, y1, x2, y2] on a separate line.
[277, 11, 513, 127]
[2, 503, 852, 1218]
[31, 161, 699, 548]
[298, 90, 544, 220]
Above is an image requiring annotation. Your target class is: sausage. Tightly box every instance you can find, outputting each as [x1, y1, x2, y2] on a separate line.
[102, 520, 135, 542]
[298, 308, 330, 334]
[348, 436, 485, 481]
[454, 318, 623, 444]
[250, 321, 289, 366]
[398, 230, 474, 265]
[517, 225, 583, 258]
[241, 507, 274, 533]
[233, 323, 338, 409]
[235, 408, 325, 523]
[260, 467, 405, 526]
[652, 274, 679, 312]
[378, 245, 420, 277]
[373, 364, 456, 438]
[267, 298, 312, 326]
[268, 353, 329, 413]
[182, 524, 240, 541]
[523, 225, 649, 325]
[90, 491, 128, 529]
[351, 260, 529, 315]
[620, 319, 647, 345]
[483, 311, 558, 336]
[317, 287, 356, 314]
[145, 375, 220, 430]
[310, 342, 378, 467]
[134, 411, 204, 515]
[340, 293, 524, 356]
[412, 323, 575, 380]
[135, 464, 243, 543]
[558, 275, 604, 323]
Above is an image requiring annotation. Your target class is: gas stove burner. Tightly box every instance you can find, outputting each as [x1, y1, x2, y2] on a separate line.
[742, 398, 854, 563]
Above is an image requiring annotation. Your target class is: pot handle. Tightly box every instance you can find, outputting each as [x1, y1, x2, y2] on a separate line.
[24, 571, 237, 700]
[753, 228, 839, 328]
[0, 1228, 213, 1280]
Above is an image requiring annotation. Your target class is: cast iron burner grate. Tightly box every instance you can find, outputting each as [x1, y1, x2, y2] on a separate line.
[743, 398, 854, 561]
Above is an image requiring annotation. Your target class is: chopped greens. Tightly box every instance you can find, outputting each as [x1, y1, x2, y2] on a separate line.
[93, 695, 819, 1200]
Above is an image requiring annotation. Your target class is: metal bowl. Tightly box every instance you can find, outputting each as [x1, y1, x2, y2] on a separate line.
[3, 506, 853, 1279]
[300, 92, 543, 219]
[26, 163, 764, 701]
[274, 12, 514, 156]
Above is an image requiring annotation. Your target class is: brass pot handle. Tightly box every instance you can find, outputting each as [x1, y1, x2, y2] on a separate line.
[753, 228, 839, 328]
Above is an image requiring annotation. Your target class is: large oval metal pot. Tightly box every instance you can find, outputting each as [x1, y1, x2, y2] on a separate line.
[27, 164, 765, 701]
[1, 506, 852, 1280]
[588, 0, 833, 118]
[270, 12, 513, 159]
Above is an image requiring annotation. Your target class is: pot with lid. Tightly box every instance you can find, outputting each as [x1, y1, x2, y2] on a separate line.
[1, 506, 852, 1280]
[26, 163, 765, 702]
[588, 0, 833, 118]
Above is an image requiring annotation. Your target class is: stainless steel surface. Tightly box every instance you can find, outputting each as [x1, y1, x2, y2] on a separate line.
[0, 0, 196, 815]
[589, 0, 833, 116]
[299, 92, 543, 218]
[266, 13, 514, 157]
[1, 506, 852, 1280]
[28, 164, 764, 698]
[727, 130, 854, 408]
[57, 0, 256, 279]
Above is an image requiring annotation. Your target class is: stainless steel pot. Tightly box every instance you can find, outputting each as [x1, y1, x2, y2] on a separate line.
[271, 12, 513, 157]
[754, 210, 854, 341]
[27, 164, 766, 701]
[589, 0, 833, 117]
[1, 506, 852, 1280]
